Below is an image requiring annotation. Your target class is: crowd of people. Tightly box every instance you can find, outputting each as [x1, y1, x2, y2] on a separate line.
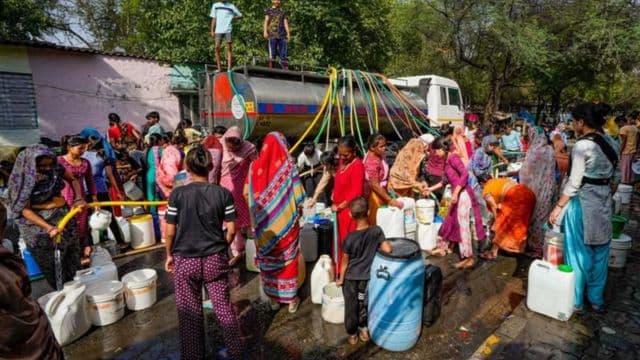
[1, 103, 639, 359]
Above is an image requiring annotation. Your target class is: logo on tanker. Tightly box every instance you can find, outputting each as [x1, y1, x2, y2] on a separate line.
[231, 95, 246, 120]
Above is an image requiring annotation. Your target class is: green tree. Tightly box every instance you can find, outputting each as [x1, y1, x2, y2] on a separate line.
[75, 0, 395, 70]
[0, 0, 59, 40]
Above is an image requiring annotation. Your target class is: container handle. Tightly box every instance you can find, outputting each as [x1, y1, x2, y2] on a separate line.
[535, 262, 550, 271]
[45, 292, 66, 317]
[376, 266, 390, 281]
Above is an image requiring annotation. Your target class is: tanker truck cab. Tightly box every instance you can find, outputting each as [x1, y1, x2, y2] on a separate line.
[390, 75, 464, 127]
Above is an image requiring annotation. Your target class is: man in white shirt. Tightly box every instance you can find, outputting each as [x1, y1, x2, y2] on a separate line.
[210, 1, 242, 73]
[297, 143, 323, 196]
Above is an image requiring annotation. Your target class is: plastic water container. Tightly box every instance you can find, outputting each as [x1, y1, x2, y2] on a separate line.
[527, 260, 575, 321]
[121, 269, 158, 311]
[91, 246, 113, 266]
[377, 206, 405, 238]
[416, 199, 436, 224]
[311, 255, 334, 304]
[19, 241, 43, 280]
[89, 210, 112, 231]
[398, 197, 417, 235]
[321, 282, 344, 324]
[108, 217, 131, 244]
[303, 198, 316, 223]
[368, 238, 425, 352]
[315, 202, 326, 213]
[300, 223, 318, 262]
[543, 227, 564, 266]
[85, 281, 125, 326]
[609, 234, 632, 269]
[245, 237, 259, 273]
[44, 284, 92, 346]
[612, 215, 628, 239]
[74, 263, 118, 287]
[130, 214, 156, 249]
[417, 223, 437, 251]
[124, 181, 144, 200]
[616, 184, 633, 204]
[317, 223, 333, 256]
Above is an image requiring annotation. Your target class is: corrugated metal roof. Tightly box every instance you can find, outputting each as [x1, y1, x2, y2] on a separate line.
[0, 38, 164, 62]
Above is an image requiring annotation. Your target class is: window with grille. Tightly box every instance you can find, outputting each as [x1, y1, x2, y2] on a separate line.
[0, 72, 38, 129]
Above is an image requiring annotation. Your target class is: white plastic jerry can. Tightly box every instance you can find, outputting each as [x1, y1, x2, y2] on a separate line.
[526, 260, 575, 321]
[44, 285, 92, 346]
[311, 255, 335, 304]
[376, 206, 405, 238]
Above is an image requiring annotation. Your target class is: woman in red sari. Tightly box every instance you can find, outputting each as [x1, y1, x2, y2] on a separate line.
[332, 136, 365, 274]
[248, 132, 305, 313]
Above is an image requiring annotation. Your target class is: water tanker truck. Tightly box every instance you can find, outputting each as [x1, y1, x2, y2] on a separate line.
[199, 66, 464, 141]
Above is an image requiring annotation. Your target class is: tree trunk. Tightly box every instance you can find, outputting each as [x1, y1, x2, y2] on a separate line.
[482, 78, 503, 126]
[550, 90, 563, 119]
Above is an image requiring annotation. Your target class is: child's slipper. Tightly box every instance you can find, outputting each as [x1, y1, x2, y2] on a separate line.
[347, 335, 358, 345]
[358, 330, 370, 343]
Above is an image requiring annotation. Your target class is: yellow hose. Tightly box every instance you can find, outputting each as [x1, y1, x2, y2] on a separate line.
[363, 72, 379, 132]
[289, 67, 337, 154]
[55, 200, 168, 244]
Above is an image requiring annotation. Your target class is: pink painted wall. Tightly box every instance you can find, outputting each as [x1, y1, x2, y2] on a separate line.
[28, 48, 180, 140]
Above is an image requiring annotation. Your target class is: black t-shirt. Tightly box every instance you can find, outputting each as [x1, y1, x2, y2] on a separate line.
[342, 225, 385, 280]
[166, 182, 236, 257]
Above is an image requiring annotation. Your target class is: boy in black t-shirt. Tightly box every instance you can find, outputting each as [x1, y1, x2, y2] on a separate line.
[336, 197, 392, 345]
[164, 145, 244, 360]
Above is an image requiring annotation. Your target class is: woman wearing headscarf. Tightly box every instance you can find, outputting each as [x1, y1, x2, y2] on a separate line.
[203, 135, 224, 184]
[469, 135, 509, 180]
[332, 136, 365, 274]
[80, 128, 127, 249]
[519, 126, 557, 257]
[363, 133, 400, 225]
[220, 126, 258, 261]
[0, 247, 63, 359]
[58, 135, 97, 261]
[550, 103, 618, 315]
[452, 125, 472, 166]
[425, 139, 486, 269]
[8, 145, 84, 288]
[389, 139, 427, 198]
[248, 132, 305, 313]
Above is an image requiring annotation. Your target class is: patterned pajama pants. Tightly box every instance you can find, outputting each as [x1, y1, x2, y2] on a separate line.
[173, 252, 244, 359]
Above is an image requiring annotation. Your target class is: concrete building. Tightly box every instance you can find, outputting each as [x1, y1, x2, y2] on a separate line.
[0, 40, 199, 146]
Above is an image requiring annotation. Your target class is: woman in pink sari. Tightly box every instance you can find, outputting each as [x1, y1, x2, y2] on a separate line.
[425, 138, 485, 269]
[203, 135, 224, 184]
[157, 131, 187, 242]
[363, 133, 400, 225]
[221, 127, 258, 261]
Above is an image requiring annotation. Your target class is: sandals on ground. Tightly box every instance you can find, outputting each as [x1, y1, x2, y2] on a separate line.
[358, 329, 370, 343]
[288, 298, 300, 313]
[574, 306, 587, 316]
[347, 335, 358, 345]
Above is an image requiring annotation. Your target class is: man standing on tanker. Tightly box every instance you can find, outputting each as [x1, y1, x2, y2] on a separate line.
[263, 0, 290, 70]
[210, 1, 242, 73]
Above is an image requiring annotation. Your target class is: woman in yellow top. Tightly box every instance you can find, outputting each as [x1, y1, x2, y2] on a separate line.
[480, 177, 536, 260]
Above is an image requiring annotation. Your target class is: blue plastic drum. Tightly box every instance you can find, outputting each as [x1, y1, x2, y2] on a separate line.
[368, 238, 424, 352]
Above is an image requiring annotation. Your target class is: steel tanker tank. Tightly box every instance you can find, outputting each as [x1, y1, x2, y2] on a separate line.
[209, 67, 428, 140]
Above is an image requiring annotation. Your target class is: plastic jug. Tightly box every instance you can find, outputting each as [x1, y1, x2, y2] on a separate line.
[397, 197, 417, 235]
[376, 206, 404, 238]
[129, 214, 155, 249]
[300, 223, 318, 262]
[91, 246, 114, 266]
[302, 198, 316, 223]
[108, 217, 131, 244]
[527, 260, 575, 321]
[124, 181, 144, 200]
[311, 255, 334, 304]
[543, 226, 564, 266]
[245, 237, 259, 273]
[89, 210, 112, 231]
[44, 285, 92, 346]
[74, 263, 118, 287]
[417, 223, 437, 251]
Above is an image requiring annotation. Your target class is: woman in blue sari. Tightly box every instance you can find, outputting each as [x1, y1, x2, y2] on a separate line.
[550, 103, 619, 314]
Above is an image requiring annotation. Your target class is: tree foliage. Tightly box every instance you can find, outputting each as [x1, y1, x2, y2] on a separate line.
[74, 0, 395, 70]
[0, 0, 59, 40]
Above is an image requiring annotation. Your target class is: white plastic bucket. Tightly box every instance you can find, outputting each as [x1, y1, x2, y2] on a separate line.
[85, 281, 125, 326]
[311, 255, 334, 304]
[617, 184, 633, 204]
[609, 234, 632, 269]
[321, 282, 345, 324]
[416, 199, 436, 224]
[417, 223, 437, 251]
[124, 181, 144, 201]
[129, 214, 155, 249]
[121, 269, 158, 311]
[377, 206, 404, 238]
